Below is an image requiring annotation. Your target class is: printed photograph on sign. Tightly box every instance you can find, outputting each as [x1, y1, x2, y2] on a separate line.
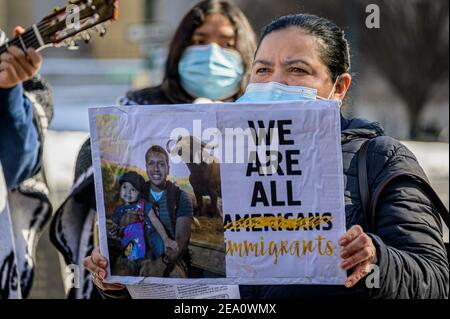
[93, 110, 225, 279]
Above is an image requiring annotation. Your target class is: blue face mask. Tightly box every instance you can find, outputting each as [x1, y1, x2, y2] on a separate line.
[178, 43, 244, 101]
[236, 82, 318, 103]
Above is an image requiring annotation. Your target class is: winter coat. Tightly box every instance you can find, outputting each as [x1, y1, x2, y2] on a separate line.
[0, 29, 53, 298]
[240, 118, 449, 299]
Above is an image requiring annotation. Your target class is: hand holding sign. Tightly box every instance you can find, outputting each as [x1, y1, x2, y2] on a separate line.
[339, 225, 378, 288]
[83, 247, 125, 292]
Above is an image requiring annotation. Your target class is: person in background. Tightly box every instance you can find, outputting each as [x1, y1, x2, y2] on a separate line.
[0, 27, 53, 299]
[121, 0, 256, 105]
[51, 0, 257, 298]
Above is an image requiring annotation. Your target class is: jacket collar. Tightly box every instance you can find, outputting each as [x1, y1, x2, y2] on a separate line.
[341, 114, 385, 144]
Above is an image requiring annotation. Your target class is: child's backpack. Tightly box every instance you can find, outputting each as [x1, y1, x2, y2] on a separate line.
[121, 199, 146, 261]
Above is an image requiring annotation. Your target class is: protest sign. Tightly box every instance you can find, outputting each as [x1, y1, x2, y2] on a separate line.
[89, 100, 346, 285]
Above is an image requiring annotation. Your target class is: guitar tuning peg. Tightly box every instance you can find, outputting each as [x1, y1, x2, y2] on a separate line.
[53, 6, 60, 12]
[83, 33, 92, 44]
[99, 27, 107, 37]
[68, 41, 79, 50]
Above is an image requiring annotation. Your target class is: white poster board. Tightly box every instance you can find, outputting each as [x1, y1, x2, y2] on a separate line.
[89, 100, 346, 286]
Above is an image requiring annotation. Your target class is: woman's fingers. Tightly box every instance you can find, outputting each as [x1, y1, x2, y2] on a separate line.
[345, 261, 372, 288]
[91, 247, 108, 268]
[92, 273, 125, 291]
[339, 225, 378, 288]
[83, 248, 124, 291]
[341, 245, 375, 271]
[83, 248, 108, 279]
[339, 225, 378, 272]
[83, 255, 106, 280]
[339, 225, 363, 247]
[340, 232, 372, 259]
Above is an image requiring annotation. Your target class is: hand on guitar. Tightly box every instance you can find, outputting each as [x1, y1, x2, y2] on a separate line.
[0, 27, 42, 89]
[1, 0, 119, 89]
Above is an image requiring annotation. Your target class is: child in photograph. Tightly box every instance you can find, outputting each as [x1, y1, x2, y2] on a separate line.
[111, 171, 179, 275]
[111, 172, 147, 262]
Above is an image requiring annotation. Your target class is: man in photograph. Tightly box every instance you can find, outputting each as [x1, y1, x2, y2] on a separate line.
[137, 145, 193, 277]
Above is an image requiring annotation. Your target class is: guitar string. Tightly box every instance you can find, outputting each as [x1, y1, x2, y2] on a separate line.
[1, 5, 110, 53]
[1, 24, 54, 52]
[2, 20, 91, 52]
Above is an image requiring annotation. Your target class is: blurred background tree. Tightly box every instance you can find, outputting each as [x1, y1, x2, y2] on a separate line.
[357, 0, 449, 139]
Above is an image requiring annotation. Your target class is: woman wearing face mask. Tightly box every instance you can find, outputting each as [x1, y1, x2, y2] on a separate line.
[51, 0, 256, 299]
[237, 14, 448, 299]
[121, 0, 255, 105]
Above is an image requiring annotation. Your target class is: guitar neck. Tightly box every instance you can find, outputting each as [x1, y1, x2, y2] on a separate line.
[0, 26, 45, 55]
[1, 1, 119, 55]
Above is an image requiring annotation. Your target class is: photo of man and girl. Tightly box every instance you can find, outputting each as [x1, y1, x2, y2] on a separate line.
[101, 143, 225, 279]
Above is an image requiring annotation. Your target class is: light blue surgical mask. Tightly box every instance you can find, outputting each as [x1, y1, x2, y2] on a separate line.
[178, 43, 244, 101]
[236, 82, 318, 103]
[236, 79, 343, 107]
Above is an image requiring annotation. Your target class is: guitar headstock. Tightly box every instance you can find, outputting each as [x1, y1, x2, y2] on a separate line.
[37, 0, 119, 50]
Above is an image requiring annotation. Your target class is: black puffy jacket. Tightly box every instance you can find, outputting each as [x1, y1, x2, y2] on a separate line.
[240, 117, 449, 299]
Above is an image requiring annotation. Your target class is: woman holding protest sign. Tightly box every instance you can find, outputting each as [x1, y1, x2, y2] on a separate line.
[236, 14, 448, 299]
[53, 0, 257, 298]
[83, 12, 448, 299]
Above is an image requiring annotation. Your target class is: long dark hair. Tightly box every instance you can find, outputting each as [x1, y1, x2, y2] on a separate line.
[258, 14, 351, 82]
[161, 0, 257, 103]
